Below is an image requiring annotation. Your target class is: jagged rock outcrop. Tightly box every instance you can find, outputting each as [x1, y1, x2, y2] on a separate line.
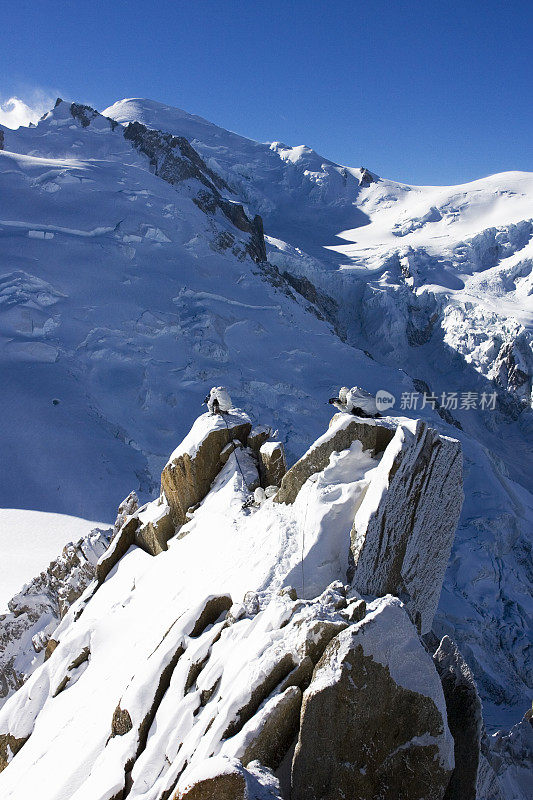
[349, 418, 463, 634]
[123, 120, 266, 262]
[275, 413, 395, 504]
[0, 526, 111, 710]
[0, 129, 4, 150]
[291, 596, 454, 800]
[359, 166, 374, 185]
[258, 441, 286, 488]
[433, 635, 483, 800]
[134, 494, 175, 555]
[484, 709, 533, 800]
[492, 337, 532, 406]
[112, 491, 139, 538]
[161, 410, 252, 527]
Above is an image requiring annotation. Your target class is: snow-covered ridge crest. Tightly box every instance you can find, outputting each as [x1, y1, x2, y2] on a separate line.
[0, 406, 472, 799]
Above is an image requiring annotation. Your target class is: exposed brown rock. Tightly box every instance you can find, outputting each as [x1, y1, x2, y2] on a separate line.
[296, 619, 348, 664]
[178, 764, 246, 800]
[190, 595, 232, 637]
[291, 599, 454, 800]
[161, 415, 251, 528]
[111, 705, 133, 737]
[258, 442, 287, 488]
[44, 638, 59, 661]
[247, 426, 271, 456]
[134, 500, 176, 555]
[176, 757, 284, 800]
[96, 515, 139, 585]
[240, 686, 302, 769]
[275, 415, 394, 504]
[0, 732, 29, 773]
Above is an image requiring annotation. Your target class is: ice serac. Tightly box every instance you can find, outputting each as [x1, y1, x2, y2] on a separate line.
[291, 596, 454, 800]
[349, 418, 463, 634]
[161, 410, 252, 527]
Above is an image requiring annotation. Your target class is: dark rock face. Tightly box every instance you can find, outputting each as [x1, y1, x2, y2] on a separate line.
[433, 636, 483, 800]
[70, 102, 99, 127]
[291, 598, 454, 800]
[493, 339, 531, 403]
[0, 129, 4, 150]
[350, 419, 463, 634]
[123, 121, 267, 263]
[359, 167, 374, 185]
[275, 415, 395, 505]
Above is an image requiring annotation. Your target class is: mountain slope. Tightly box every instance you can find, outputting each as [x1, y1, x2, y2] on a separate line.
[0, 97, 531, 731]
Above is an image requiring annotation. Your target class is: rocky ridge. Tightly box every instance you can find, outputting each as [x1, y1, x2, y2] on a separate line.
[1, 406, 524, 800]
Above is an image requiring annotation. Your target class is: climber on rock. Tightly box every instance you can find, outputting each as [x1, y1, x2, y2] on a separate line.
[328, 386, 382, 418]
[204, 386, 233, 415]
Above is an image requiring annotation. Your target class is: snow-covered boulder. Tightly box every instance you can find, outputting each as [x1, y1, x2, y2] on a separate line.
[176, 756, 284, 800]
[291, 596, 455, 800]
[161, 410, 252, 527]
[350, 419, 463, 634]
[258, 441, 286, 488]
[134, 494, 175, 555]
[433, 635, 483, 800]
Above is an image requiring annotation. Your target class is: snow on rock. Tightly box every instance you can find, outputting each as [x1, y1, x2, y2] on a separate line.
[177, 756, 284, 800]
[350, 418, 463, 634]
[274, 412, 396, 505]
[484, 710, 533, 800]
[258, 441, 286, 488]
[292, 595, 454, 800]
[162, 410, 253, 528]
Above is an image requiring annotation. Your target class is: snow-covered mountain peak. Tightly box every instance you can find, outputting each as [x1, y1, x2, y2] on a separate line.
[0, 93, 531, 744]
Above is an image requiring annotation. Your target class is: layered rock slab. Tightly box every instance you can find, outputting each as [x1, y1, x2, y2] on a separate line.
[291, 595, 454, 800]
[350, 418, 463, 633]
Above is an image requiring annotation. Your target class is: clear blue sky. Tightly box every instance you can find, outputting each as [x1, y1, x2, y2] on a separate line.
[3, 0, 532, 184]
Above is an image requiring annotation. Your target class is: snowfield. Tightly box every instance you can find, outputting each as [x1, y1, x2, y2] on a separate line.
[0, 96, 531, 738]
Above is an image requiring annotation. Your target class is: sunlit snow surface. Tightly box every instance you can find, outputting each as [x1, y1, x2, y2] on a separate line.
[0, 97, 531, 728]
[0, 510, 109, 612]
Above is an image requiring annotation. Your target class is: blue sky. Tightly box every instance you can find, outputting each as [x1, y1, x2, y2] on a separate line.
[3, 0, 532, 184]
